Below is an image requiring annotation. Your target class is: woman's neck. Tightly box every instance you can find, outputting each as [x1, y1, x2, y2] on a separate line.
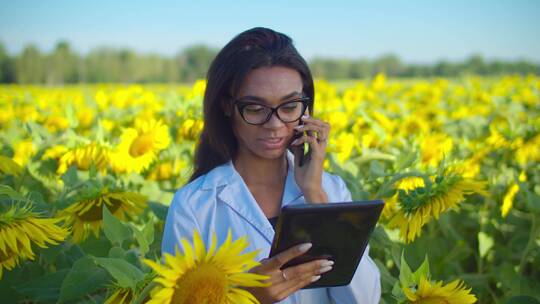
[232, 151, 288, 186]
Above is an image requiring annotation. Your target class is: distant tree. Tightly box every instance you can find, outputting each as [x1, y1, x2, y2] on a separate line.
[0, 42, 15, 82]
[117, 49, 137, 82]
[464, 54, 486, 75]
[372, 54, 402, 76]
[15, 44, 45, 83]
[45, 41, 79, 84]
[1, 41, 540, 84]
[85, 48, 121, 82]
[434, 61, 458, 77]
[176, 45, 217, 82]
[349, 60, 371, 78]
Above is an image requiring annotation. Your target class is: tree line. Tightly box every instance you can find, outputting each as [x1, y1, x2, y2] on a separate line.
[0, 41, 539, 84]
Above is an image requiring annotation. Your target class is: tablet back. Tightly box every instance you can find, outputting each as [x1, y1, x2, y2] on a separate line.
[269, 200, 384, 289]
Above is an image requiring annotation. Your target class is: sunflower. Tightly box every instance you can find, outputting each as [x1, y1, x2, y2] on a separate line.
[0, 155, 23, 176]
[0, 205, 69, 278]
[515, 133, 540, 165]
[59, 190, 146, 242]
[388, 172, 487, 243]
[501, 183, 519, 218]
[42, 145, 69, 161]
[381, 177, 425, 220]
[398, 254, 477, 304]
[328, 132, 358, 164]
[147, 159, 188, 181]
[13, 139, 36, 167]
[419, 133, 453, 168]
[57, 142, 110, 174]
[178, 119, 204, 141]
[110, 118, 171, 174]
[403, 276, 477, 304]
[144, 230, 269, 304]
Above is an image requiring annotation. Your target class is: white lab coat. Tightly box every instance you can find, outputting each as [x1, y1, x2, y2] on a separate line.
[162, 150, 381, 303]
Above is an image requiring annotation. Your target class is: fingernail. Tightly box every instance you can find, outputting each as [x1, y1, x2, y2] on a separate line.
[291, 139, 299, 145]
[311, 275, 321, 282]
[320, 266, 333, 273]
[294, 125, 303, 130]
[302, 115, 309, 119]
[298, 243, 312, 253]
[321, 260, 334, 267]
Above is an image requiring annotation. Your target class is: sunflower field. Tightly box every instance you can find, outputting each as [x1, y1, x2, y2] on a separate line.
[0, 74, 539, 303]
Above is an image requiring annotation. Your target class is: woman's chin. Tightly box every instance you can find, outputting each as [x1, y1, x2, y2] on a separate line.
[257, 148, 286, 159]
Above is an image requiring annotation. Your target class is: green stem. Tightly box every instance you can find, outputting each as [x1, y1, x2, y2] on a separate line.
[518, 213, 538, 274]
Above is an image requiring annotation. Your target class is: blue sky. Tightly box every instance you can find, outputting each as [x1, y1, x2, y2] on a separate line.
[1, 0, 539, 63]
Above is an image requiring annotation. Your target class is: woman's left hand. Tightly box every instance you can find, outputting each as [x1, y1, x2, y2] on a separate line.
[291, 109, 330, 203]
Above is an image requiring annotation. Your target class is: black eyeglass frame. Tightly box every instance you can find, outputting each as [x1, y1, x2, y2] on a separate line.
[233, 97, 310, 126]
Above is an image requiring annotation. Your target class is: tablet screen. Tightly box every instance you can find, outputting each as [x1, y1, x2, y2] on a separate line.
[269, 200, 384, 288]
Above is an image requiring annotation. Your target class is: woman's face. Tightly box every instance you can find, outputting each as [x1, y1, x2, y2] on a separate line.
[230, 66, 305, 161]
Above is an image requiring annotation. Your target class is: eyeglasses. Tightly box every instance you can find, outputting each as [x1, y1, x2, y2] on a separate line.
[234, 97, 309, 125]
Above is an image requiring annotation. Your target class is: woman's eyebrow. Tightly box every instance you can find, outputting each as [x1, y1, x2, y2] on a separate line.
[237, 91, 302, 103]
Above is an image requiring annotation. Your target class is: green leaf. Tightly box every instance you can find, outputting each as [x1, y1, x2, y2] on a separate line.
[343, 161, 359, 177]
[61, 165, 79, 188]
[399, 252, 414, 287]
[88, 163, 98, 179]
[124, 248, 140, 266]
[149, 201, 168, 221]
[79, 236, 112, 257]
[505, 296, 540, 304]
[102, 206, 131, 246]
[395, 150, 417, 171]
[109, 246, 126, 259]
[15, 269, 69, 303]
[65, 102, 79, 128]
[525, 190, 540, 212]
[369, 160, 386, 178]
[25, 121, 52, 145]
[94, 257, 145, 290]
[478, 231, 494, 258]
[391, 280, 406, 302]
[132, 221, 155, 257]
[412, 255, 430, 283]
[58, 257, 110, 303]
[0, 185, 28, 202]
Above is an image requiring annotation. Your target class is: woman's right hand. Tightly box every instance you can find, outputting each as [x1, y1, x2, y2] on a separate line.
[245, 243, 334, 304]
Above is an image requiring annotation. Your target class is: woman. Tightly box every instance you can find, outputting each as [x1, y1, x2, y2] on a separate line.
[161, 27, 381, 303]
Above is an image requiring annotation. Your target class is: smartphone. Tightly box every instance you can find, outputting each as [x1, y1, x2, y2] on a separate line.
[288, 118, 311, 167]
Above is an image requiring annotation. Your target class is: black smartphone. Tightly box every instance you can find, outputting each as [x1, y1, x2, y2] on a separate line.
[288, 118, 311, 166]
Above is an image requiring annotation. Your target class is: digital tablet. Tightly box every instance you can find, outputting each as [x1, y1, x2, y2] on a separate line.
[269, 200, 385, 289]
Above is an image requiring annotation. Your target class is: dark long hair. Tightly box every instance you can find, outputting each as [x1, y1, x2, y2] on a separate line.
[188, 27, 315, 183]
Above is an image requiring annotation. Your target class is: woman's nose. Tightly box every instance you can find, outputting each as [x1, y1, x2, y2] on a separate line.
[263, 111, 285, 128]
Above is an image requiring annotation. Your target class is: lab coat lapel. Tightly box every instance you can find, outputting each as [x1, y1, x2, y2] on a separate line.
[216, 150, 304, 243]
[282, 150, 304, 207]
[217, 164, 275, 243]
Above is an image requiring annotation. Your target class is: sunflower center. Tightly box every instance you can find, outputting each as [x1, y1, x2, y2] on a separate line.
[171, 262, 228, 304]
[129, 133, 154, 157]
[78, 197, 123, 222]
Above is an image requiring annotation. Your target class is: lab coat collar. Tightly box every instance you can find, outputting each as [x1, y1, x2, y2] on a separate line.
[202, 150, 303, 243]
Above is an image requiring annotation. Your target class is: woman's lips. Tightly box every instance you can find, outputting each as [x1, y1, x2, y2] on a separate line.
[259, 137, 285, 149]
